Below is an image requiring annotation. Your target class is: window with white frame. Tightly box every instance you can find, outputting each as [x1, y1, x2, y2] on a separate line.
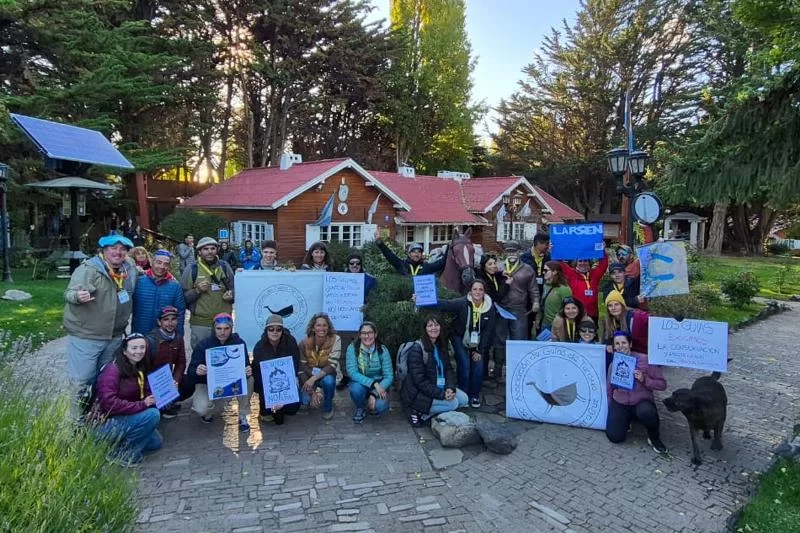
[233, 221, 274, 246]
[403, 226, 415, 244]
[503, 222, 525, 241]
[431, 225, 455, 243]
[320, 223, 364, 247]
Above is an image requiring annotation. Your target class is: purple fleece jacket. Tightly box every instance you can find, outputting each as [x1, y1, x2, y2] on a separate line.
[96, 361, 152, 416]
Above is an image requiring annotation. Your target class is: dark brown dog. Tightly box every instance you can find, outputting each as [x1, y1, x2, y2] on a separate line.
[662, 371, 728, 465]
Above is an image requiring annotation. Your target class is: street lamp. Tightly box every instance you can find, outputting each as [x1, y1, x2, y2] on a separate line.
[606, 147, 649, 247]
[0, 163, 13, 283]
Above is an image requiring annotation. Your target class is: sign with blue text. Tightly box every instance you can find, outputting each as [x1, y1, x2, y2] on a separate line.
[648, 317, 728, 372]
[323, 273, 364, 331]
[550, 223, 605, 260]
[147, 365, 180, 408]
[638, 241, 689, 298]
[205, 344, 248, 400]
[260, 357, 300, 408]
[413, 274, 438, 307]
[506, 341, 608, 430]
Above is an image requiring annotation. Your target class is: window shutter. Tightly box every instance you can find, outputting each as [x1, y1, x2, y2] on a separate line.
[305, 224, 320, 249]
[496, 222, 505, 242]
[362, 224, 377, 243]
[523, 223, 537, 240]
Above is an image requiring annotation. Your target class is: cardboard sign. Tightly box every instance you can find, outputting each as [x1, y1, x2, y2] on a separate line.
[648, 317, 728, 372]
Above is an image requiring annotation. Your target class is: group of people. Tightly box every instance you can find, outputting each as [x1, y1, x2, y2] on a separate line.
[64, 229, 666, 468]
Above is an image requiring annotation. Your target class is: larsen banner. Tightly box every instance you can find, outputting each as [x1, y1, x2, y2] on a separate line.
[506, 341, 608, 430]
[549, 223, 605, 260]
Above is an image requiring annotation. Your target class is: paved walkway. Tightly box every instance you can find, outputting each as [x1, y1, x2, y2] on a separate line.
[15, 305, 800, 532]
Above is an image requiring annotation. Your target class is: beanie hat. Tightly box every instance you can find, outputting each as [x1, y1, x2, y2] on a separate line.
[196, 237, 219, 250]
[605, 290, 627, 309]
[154, 249, 173, 259]
[609, 262, 625, 273]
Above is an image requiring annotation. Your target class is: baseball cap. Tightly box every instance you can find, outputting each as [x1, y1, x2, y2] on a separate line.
[407, 243, 424, 253]
[158, 306, 179, 320]
[98, 234, 134, 249]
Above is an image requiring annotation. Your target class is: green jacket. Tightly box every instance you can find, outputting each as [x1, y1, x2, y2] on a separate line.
[63, 256, 137, 340]
[540, 284, 572, 329]
[180, 259, 236, 327]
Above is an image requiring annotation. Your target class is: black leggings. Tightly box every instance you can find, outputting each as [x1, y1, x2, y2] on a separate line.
[606, 399, 661, 443]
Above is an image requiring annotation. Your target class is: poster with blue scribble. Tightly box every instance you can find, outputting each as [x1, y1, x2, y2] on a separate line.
[637, 241, 689, 298]
[205, 344, 248, 400]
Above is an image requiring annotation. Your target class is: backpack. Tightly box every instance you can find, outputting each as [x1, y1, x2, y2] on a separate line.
[395, 340, 427, 386]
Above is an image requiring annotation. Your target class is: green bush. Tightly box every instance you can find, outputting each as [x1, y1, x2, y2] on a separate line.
[323, 240, 354, 272]
[0, 376, 137, 532]
[362, 240, 405, 276]
[720, 271, 760, 308]
[158, 209, 227, 243]
[648, 291, 711, 320]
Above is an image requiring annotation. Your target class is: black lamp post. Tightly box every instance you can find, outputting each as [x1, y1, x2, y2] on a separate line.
[607, 147, 648, 247]
[0, 163, 12, 283]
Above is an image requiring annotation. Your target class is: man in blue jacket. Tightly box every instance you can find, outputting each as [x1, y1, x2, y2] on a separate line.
[132, 249, 186, 336]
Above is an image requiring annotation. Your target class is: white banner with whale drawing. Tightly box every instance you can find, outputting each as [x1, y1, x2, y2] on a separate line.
[506, 341, 608, 430]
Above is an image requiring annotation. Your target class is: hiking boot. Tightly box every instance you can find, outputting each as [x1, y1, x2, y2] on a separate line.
[161, 404, 180, 419]
[274, 411, 285, 426]
[648, 437, 668, 454]
[407, 410, 422, 428]
[353, 408, 366, 424]
[200, 415, 213, 424]
[469, 397, 481, 408]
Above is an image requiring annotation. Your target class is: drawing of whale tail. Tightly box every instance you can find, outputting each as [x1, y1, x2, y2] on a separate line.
[264, 304, 294, 317]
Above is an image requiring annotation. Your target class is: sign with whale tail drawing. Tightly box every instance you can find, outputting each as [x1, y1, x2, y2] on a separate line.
[506, 341, 608, 430]
[235, 271, 324, 351]
[550, 223, 605, 260]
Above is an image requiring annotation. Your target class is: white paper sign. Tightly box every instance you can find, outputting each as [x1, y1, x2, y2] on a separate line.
[323, 273, 364, 332]
[205, 344, 248, 400]
[259, 357, 300, 408]
[235, 271, 325, 350]
[648, 317, 728, 372]
[506, 341, 608, 430]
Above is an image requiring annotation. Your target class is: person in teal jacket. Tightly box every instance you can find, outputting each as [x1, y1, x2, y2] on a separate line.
[345, 321, 394, 424]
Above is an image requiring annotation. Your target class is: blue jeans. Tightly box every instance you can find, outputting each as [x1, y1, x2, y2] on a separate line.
[301, 374, 336, 412]
[451, 338, 484, 399]
[426, 388, 469, 418]
[96, 408, 163, 463]
[349, 382, 390, 415]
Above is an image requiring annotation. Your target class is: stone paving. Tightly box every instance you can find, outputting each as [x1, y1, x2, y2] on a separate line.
[14, 304, 800, 532]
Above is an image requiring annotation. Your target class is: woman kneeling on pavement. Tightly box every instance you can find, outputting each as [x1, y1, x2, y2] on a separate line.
[251, 314, 302, 426]
[93, 333, 163, 467]
[298, 312, 341, 420]
[185, 313, 254, 432]
[605, 331, 668, 454]
[346, 321, 393, 423]
[401, 314, 468, 427]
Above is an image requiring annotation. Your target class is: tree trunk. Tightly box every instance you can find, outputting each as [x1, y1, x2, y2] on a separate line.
[218, 73, 234, 181]
[704, 200, 728, 255]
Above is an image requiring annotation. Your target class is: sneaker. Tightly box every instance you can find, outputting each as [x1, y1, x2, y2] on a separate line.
[353, 408, 366, 424]
[470, 397, 481, 408]
[200, 415, 213, 424]
[161, 405, 180, 419]
[322, 406, 335, 421]
[648, 437, 668, 454]
[407, 410, 422, 428]
[239, 416, 251, 432]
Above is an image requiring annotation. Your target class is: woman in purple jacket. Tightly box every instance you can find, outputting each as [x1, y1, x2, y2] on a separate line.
[605, 331, 667, 454]
[93, 333, 163, 467]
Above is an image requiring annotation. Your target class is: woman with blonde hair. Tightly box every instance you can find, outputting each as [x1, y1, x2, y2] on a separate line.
[298, 312, 341, 419]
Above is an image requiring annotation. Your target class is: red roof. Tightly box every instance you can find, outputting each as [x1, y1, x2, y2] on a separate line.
[369, 171, 485, 224]
[181, 158, 349, 209]
[461, 177, 521, 212]
[536, 187, 584, 222]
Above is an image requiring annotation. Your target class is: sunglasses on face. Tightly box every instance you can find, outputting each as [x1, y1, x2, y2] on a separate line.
[543, 268, 552, 272]
[267, 326, 283, 333]
[349, 261, 361, 266]
[579, 328, 595, 334]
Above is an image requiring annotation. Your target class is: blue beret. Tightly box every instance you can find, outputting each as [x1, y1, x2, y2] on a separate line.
[98, 234, 134, 249]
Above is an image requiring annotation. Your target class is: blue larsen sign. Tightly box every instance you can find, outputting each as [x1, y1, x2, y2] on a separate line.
[550, 223, 605, 260]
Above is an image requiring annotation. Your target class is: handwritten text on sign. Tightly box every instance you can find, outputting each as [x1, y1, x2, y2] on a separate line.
[323, 273, 364, 332]
[647, 317, 728, 373]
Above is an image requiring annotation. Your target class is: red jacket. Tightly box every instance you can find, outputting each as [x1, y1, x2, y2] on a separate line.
[560, 255, 609, 317]
[147, 329, 186, 385]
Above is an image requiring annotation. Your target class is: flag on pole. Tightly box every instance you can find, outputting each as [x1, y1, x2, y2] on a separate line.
[314, 194, 335, 227]
[496, 204, 507, 222]
[519, 199, 531, 218]
[367, 193, 381, 224]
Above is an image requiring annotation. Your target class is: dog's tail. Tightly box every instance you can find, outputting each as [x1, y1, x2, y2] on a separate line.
[711, 358, 733, 380]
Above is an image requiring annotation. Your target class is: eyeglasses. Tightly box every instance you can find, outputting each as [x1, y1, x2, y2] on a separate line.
[543, 268, 552, 272]
[267, 326, 283, 333]
[579, 328, 595, 334]
[348, 261, 362, 266]
[359, 331, 375, 336]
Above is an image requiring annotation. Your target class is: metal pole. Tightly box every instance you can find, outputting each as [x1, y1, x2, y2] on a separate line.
[627, 193, 635, 248]
[0, 182, 12, 283]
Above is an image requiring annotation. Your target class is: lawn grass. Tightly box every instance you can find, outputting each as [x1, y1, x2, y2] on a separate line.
[703, 302, 763, 326]
[735, 458, 800, 533]
[700, 255, 800, 301]
[0, 268, 67, 352]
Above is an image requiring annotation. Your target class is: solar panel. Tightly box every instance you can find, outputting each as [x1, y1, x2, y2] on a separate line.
[10, 113, 135, 170]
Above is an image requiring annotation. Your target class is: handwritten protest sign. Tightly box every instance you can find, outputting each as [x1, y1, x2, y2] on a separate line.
[638, 241, 689, 297]
[550, 223, 605, 260]
[147, 365, 180, 408]
[609, 352, 637, 390]
[648, 317, 728, 372]
[323, 273, 364, 331]
[259, 357, 300, 408]
[413, 274, 438, 307]
[205, 344, 248, 399]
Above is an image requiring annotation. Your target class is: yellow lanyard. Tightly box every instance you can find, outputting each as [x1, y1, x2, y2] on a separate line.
[489, 275, 498, 293]
[534, 255, 544, 274]
[137, 371, 145, 399]
[614, 282, 625, 295]
[198, 260, 222, 280]
[504, 259, 520, 276]
[471, 303, 482, 329]
[409, 264, 421, 276]
[100, 255, 126, 291]
[581, 272, 591, 290]
[566, 319, 576, 341]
